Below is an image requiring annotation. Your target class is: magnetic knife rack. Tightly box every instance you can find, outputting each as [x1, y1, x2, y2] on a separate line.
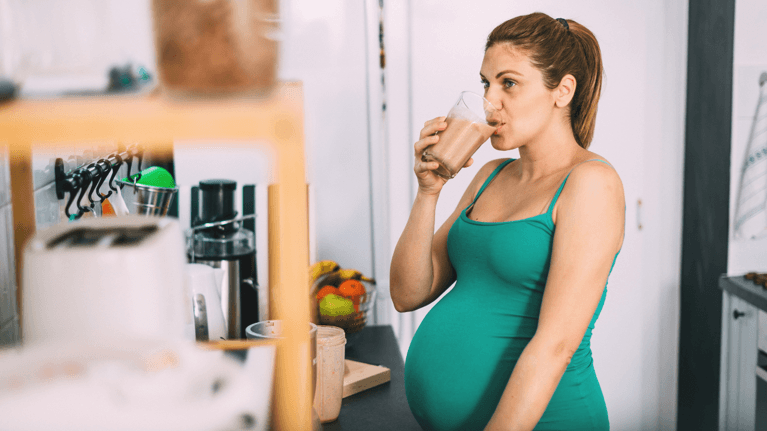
[53, 143, 144, 219]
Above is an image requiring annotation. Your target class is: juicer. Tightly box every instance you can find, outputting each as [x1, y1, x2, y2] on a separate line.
[187, 179, 260, 339]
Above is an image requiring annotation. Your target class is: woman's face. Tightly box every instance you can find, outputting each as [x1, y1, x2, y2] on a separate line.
[480, 44, 558, 151]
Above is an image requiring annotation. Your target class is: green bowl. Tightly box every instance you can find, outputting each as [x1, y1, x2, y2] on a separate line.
[122, 166, 176, 189]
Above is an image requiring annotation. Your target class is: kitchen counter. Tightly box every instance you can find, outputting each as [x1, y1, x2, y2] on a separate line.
[322, 325, 422, 431]
[719, 274, 767, 312]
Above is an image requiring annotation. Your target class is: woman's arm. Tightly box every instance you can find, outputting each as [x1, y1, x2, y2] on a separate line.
[390, 159, 505, 312]
[483, 161, 625, 431]
[389, 190, 449, 313]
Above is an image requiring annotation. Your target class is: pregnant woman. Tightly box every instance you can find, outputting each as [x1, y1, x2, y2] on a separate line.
[390, 13, 625, 431]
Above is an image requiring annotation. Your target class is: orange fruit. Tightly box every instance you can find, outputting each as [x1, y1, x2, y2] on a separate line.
[316, 285, 340, 301]
[339, 279, 365, 298]
[339, 280, 365, 314]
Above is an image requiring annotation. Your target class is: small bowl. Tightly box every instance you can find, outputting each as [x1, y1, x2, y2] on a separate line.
[311, 273, 377, 344]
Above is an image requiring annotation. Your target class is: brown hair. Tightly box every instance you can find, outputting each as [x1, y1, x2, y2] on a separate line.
[486, 12, 604, 149]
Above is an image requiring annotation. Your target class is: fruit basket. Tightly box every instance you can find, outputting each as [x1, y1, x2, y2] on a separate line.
[309, 267, 377, 344]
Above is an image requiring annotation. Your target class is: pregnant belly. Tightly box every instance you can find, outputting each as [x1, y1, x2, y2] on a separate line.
[404, 284, 609, 431]
[404, 304, 531, 431]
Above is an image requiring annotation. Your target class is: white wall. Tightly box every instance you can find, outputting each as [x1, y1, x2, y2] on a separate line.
[384, 1, 687, 429]
[638, 1, 688, 428]
[2, 0, 155, 94]
[278, 0, 375, 281]
[728, 0, 767, 275]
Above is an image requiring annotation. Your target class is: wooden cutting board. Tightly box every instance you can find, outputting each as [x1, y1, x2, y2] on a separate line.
[342, 359, 391, 398]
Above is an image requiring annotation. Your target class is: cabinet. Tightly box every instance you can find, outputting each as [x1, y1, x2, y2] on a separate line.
[719, 275, 766, 430]
[720, 289, 757, 430]
[0, 83, 313, 430]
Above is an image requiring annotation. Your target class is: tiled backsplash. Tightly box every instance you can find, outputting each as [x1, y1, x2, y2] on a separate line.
[32, 143, 132, 230]
[0, 145, 18, 347]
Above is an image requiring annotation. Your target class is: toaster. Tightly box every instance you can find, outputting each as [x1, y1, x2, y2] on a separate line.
[22, 216, 190, 345]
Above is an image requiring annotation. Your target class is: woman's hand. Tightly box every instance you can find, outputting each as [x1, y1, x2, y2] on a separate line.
[414, 116, 475, 196]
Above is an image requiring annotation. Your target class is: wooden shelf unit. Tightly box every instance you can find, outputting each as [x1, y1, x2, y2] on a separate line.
[0, 82, 312, 430]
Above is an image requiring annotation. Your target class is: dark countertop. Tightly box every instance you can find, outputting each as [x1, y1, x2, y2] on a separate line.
[719, 274, 767, 312]
[321, 325, 422, 431]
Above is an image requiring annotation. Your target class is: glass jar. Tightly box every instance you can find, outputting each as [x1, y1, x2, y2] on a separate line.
[246, 320, 321, 429]
[314, 325, 346, 423]
[150, 0, 279, 97]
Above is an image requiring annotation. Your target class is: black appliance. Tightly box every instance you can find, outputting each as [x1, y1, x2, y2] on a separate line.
[188, 179, 259, 339]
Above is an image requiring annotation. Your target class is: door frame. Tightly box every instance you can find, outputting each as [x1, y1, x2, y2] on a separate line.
[678, 0, 736, 429]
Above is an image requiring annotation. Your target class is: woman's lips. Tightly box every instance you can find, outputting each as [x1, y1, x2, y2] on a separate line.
[493, 123, 505, 135]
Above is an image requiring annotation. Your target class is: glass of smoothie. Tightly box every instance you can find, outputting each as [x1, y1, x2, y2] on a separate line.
[421, 91, 499, 179]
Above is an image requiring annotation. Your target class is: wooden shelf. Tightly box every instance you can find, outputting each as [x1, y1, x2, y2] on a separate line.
[0, 85, 304, 144]
[0, 82, 312, 430]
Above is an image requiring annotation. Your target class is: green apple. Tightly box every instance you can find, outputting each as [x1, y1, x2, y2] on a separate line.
[319, 294, 355, 317]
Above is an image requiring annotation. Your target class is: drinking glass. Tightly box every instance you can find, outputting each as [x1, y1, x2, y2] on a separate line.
[421, 91, 499, 179]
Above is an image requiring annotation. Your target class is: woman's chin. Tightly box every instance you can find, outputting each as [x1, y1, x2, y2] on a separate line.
[490, 135, 515, 151]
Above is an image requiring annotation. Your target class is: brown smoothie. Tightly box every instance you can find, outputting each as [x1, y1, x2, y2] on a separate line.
[422, 116, 497, 179]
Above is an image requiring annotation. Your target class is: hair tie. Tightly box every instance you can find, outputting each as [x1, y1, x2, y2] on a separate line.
[556, 18, 569, 31]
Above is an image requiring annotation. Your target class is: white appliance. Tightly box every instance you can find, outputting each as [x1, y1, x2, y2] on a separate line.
[12, 217, 277, 431]
[184, 263, 227, 342]
[22, 216, 189, 345]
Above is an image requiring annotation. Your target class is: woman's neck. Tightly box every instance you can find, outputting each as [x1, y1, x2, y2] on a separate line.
[516, 126, 582, 181]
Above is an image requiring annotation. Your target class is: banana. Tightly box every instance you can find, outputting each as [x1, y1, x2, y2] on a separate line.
[310, 260, 340, 283]
[337, 269, 376, 285]
[309, 261, 377, 289]
[314, 269, 376, 287]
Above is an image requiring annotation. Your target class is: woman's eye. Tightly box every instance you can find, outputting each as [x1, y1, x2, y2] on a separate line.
[481, 80, 489, 89]
[504, 79, 516, 88]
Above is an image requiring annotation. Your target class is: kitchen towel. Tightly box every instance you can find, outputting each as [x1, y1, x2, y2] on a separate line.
[108, 187, 131, 216]
[734, 72, 767, 239]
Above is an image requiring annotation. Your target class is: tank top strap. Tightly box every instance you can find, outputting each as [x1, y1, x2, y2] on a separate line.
[546, 159, 614, 215]
[472, 158, 516, 204]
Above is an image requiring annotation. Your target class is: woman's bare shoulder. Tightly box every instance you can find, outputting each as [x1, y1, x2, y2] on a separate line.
[557, 152, 625, 250]
[580, 151, 618, 173]
[565, 152, 624, 204]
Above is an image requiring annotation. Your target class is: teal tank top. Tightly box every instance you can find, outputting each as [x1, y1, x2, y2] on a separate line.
[405, 158, 620, 431]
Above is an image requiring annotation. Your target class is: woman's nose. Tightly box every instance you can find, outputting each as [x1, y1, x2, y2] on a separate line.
[484, 88, 502, 111]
